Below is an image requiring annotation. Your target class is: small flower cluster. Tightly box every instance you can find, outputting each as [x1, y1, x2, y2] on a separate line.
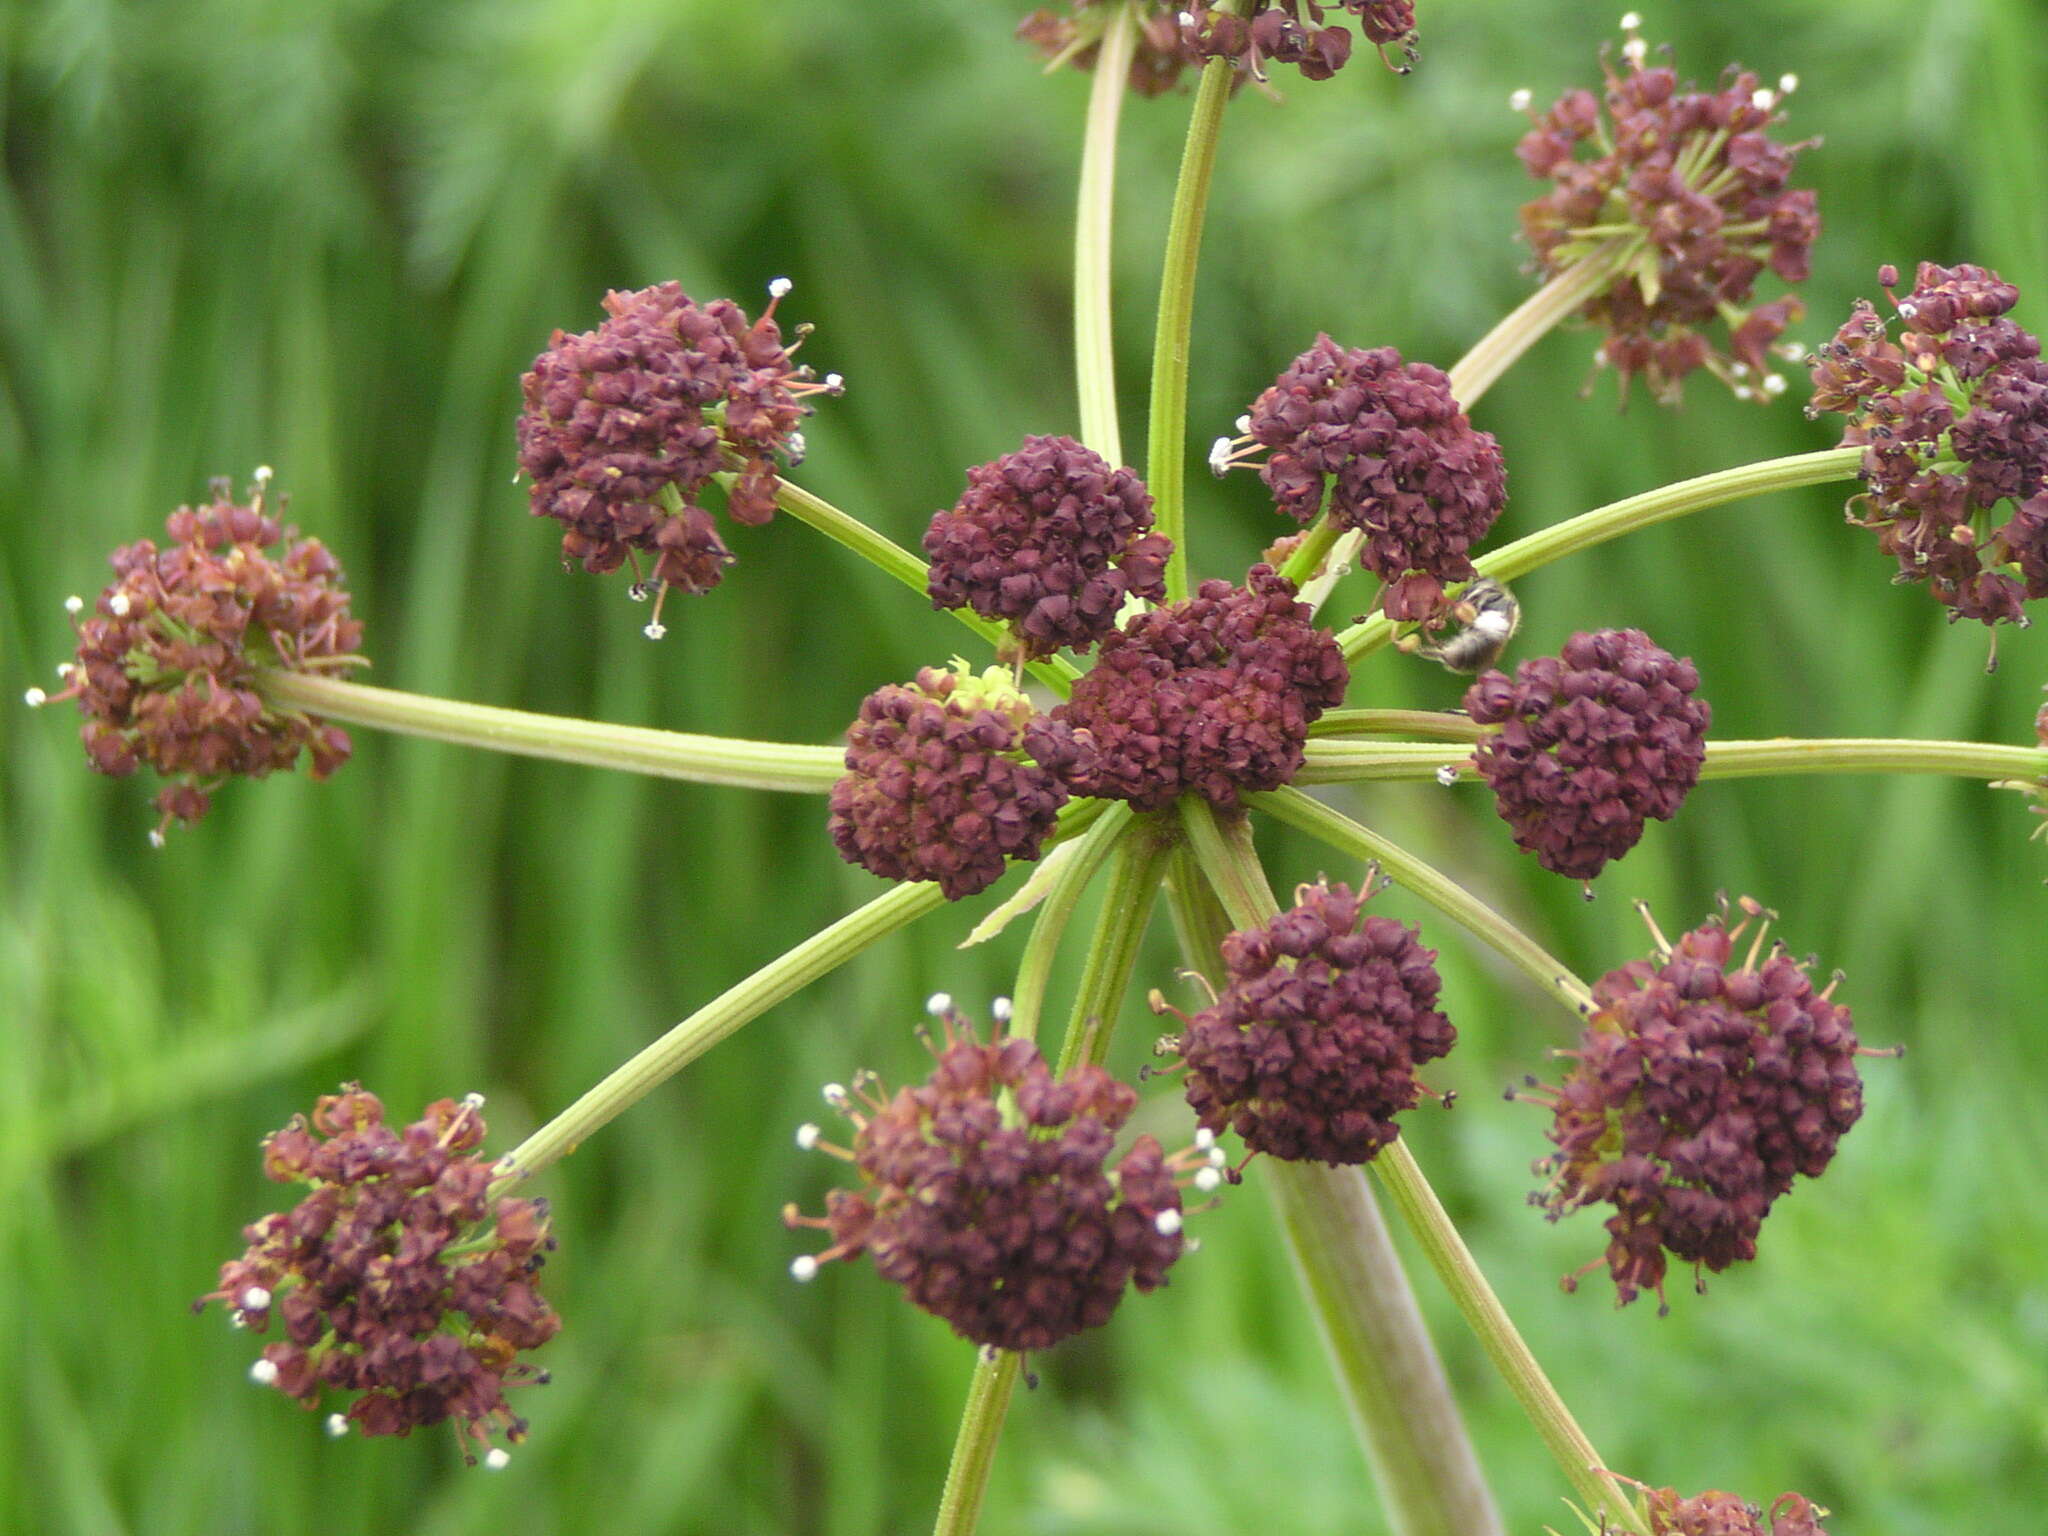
[36, 474, 361, 840]
[1514, 22, 1816, 403]
[1218, 337, 1507, 623]
[516, 280, 838, 627]
[1465, 629, 1709, 882]
[197, 1086, 559, 1464]
[786, 1002, 1196, 1353]
[1640, 1485, 1829, 1536]
[1025, 565, 1349, 811]
[1807, 262, 2048, 626]
[1159, 878, 1455, 1166]
[923, 434, 1169, 660]
[1016, 3, 1206, 97]
[1180, 1, 1418, 80]
[828, 663, 1068, 900]
[1525, 903, 1873, 1309]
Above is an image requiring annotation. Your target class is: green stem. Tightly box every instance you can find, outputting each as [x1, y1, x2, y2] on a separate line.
[1074, 3, 1137, 465]
[1295, 736, 2048, 787]
[1336, 447, 1865, 665]
[258, 671, 841, 793]
[1276, 515, 1346, 591]
[495, 880, 946, 1187]
[931, 1354, 1023, 1536]
[1309, 709, 1489, 742]
[768, 476, 1081, 697]
[1249, 786, 1594, 1018]
[1007, 801, 1137, 1044]
[1174, 801, 1504, 1536]
[1148, 45, 1237, 602]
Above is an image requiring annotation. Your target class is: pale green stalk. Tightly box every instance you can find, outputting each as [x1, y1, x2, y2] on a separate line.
[1007, 802, 1136, 1043]
[1074, 4, 1138, 465]
[1309, 709, 1489, 742]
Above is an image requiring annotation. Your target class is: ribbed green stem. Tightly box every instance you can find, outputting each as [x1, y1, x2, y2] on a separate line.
[1148, 43, 1236, 601]
[932, 1354, 1024, 1536]
[1175, 800, 1504, 1536]
[1074, 4, 1137, 465]
[1309, 709, 1490, 742]
[1337, 447, 1865, 665]
[1249, 786, 1594, 1018]
[1007, 802, 1136, 1044]
[259, 671, 840, 793]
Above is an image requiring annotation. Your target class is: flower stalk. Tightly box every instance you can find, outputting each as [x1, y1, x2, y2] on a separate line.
[1074, 3, 1138, 466]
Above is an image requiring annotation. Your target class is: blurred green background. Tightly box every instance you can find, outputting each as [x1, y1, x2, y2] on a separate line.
[3, 1, 2046, 1531]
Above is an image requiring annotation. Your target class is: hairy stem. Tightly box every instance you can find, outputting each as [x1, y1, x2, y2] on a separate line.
[1336, 446, 1865, 664]
[1149, 45, 1237, 601]
[1075, 4, 1137, 465]
[1249, 786, 1594, 1018]
[259, 671, 841, 793]
[932, 1354, 1024, 1536]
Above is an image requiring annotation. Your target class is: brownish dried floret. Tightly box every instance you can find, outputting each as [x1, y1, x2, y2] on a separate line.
[786, 1004, 1191, 1354]
[1630, 1480, 1830, 1536]
[1020, 2, 1416, 89]
[1024, 565, 1348, 811]
[828, 663, 1068, 900]
[1465, 628, 1709, 881]
[1160, 878, 1455, 1165]
[1017, 3, 1206, 96]
[1522, 902, 1886, 1310]
[515, 280, 838, 626]
[1807, 262, 2048, 628]
[38, 473, 362, 842]
[923, 435, 1168, 660]
[1514, 22, 1817, 403]
[196, 1086, 560, 1466]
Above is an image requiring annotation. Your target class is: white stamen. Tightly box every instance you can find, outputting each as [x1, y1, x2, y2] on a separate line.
[1778, 73, 1799, 95]
[463, 1091, 486, 1110]
[240, 1286, 272, 1311]
[1897, 300, 1920, 321]
[768, 276, 793, 299]
[1194, 1167, 1222, 1193]
[108, 592, 132, 617]
[1618, 11, 1641, 30]
[1732, 386, 1756, 402]
[1761, 373, 1787, 397]
[1622, 37, 1647, 66]
[55, 662, 74, 679]
[1509, 88, 1532, 112]
[1206, 1145, 1227, 1167]
[1730, 362, 1752, 378]
[23, 687, 46, 708]
[1777, 341, 1806, 362]
[1208, 436, 1234, 477]
[822, 1082, 849, 1108]
[790, 1254, 820, 1282]
[325, 1413, 349, 1438]
[990, 996, 1013, 1024]
[795, 1123, 821, 1150]
[786, 431, 807, 460]
[1193, 1127, 1216, 1150]
[1234, 414, 1251, 434]
[484, 1448, 511, 1471]
[253, 465, 274, 486]
[1751, 87, 1774, 111]
[823, 373, 844, 393]
[1153, 1209, 1184, 1236]
[148, 828, 167, 849]
[64, 594, 84, 615]
[643, 621, 666, 640]
[1434, 764, 1461, 787]
[249, 1358, 280, 1386]
[925, 991, 953, 1017]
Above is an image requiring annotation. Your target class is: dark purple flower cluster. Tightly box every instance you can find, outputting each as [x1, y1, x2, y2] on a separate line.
[1182, 1, 1418, 80]
[1807, 262, 2048, 626]
[1642, 1485, 1829, 1536]
[196, 1086, 559, 1463]
[1529, 906, 1870, 1309]
[516, 281, 833, 605]
[46, 476, 360, 840]
[1024, 565, 1348, 811]
[1515, 27, 1816, 403]
[923, 435, 1169, 660]
[1167, 879, 1455, 1165]
[1465, 629, 1709, 881]
[787, 1008, 1186, 1353]
[828, 665, 1068, 900]
[1241, 337, 1506, 623]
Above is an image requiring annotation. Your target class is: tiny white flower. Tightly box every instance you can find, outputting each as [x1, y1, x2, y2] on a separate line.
[1153, 1209, 1184, 1236]
[643, 621, 667, 641]
[795, 1123, 821, 1151]
[989, 996, 1013, 1024]
[108, 592, 132, 617]
[240, 1286, 272, 1312]
[64, 594, 84, 615]
[249, 1358, 280, 1386]
[325, 1413, 349, 1438]
[484, 1448, 511, 1471]
[925, 991, 953, 1017]
[790, 1254, 821, 1282]
[23, 687, 46, 708]
[768, 276, 793, 299]
[1509, 88, 1533, 112]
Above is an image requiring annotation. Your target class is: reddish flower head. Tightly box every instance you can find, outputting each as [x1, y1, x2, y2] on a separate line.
[41, 473, 362, 841]
[923, 435, 1168, 660]
[1163, 878, 1455, 1165]
[196, 1086, 560, 1465]
[786, 1005, 1190, 1353]
[1465, 628, 1709, 881]
[1638, 1483, 1831, 1536]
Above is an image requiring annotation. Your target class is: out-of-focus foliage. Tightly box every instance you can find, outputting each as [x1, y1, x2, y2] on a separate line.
[3, 1, 2045, 1531]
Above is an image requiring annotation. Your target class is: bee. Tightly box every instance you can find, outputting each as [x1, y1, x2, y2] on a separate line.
[1405, 576, 1521, 673]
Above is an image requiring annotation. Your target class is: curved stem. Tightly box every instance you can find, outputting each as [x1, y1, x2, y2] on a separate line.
[259, 671, 841, 793]
[1148, 45, 1237, 601]
[1249, 786, 1594, 1018]
[1074, 4, 1137, 465]
[1336, 447, 1865, 665]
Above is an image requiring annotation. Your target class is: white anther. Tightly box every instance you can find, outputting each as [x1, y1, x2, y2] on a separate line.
[1751, 87, 1775, 111]
[1778, 73, 1799, 95]
[768, 276, 793, 299]
[1194, 1167, 1222, 1193]
[254, 465, 274, 486]
[64, 594, 84, 615]
[1777, 341, 1807, 361]
[822, 1082, 849, 1108]
[790, 1254, 820, 1282]
[1897, 300, 1920, 321]
[23, 687, 46, 708]
[787, 431, 807, 460]
[643, 621, 667, 640]
[925, 991, 953, 1017]
[1153, 1209, 1184, 1236]
[1234, 414, 1251, 434]
[795, 1123, 821, 1150]
[1622, 37, 1647, 65]
[1178, 10, 1195, 27]
[108, 592, 132, 617]
[1435, 764, 1460, 787]
[249, 1358, 280, 1386]
[1206, 1145, 1227, 1167]
[1732, 386, 1756, 402]
[1761, 373, 1787, 397]
[56, 662, 74, 679]
[462, 1092, 486, 1112]
[1618, 11, 1641, 30]
[325, 1413, 349, 1438]
[484, 1448, 511, 1471]
[823, 372, 844, 393]
[990, 996, 1013, 1024]
[1208, 436, 1234, 477]
[1509, 88, 1533, 112]
[1193, 1127, 1216, 1150]
[148, 828, 167, 849]
[240, 1286, 272, 1311]
[1730, 362, 1752, 378]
